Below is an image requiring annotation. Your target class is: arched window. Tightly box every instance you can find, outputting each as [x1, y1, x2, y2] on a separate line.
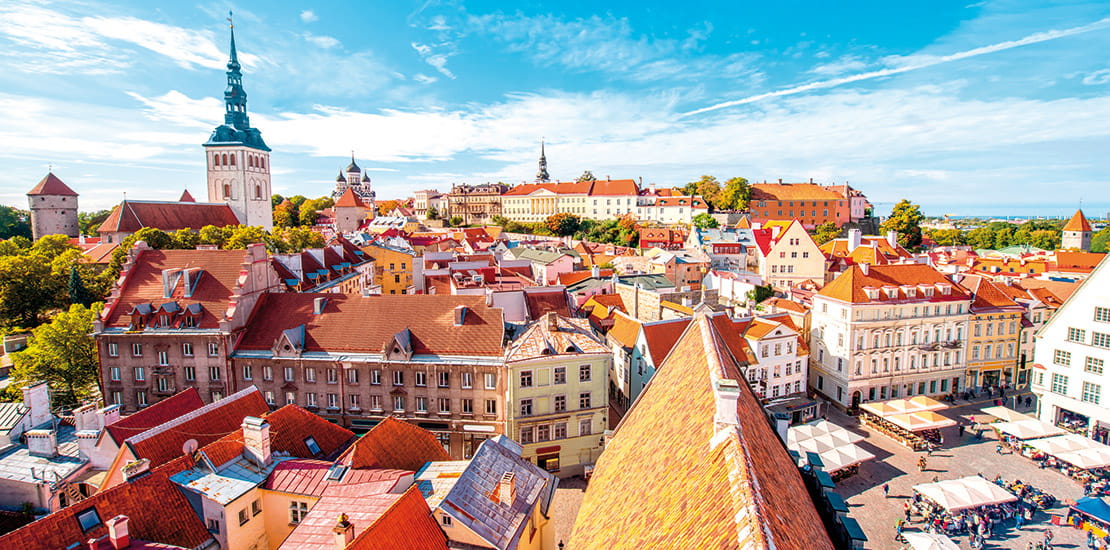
[223, 184, 231, 199]
[213, 154, 220, 167]
[248, 156, 254, 168]
[222, 153, 228, 165]
[255, 184, 261, 199]
[229, 154, 236, 166]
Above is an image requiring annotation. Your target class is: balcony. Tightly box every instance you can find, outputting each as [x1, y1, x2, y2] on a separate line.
[942, 340, 963, 349]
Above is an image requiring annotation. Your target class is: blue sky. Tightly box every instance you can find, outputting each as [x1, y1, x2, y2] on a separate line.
[1, 0, 1108, 217]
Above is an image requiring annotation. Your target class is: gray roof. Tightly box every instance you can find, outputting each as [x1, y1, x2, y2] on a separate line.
[0, 424, 87, 485]
[565, 277, 610, 294]
[440, 436, 555, 550]
[509, 247, 570, 265]
[172, 454, 291, 505]
[0, 403, 28, 433]
[616, 274, 676, 291]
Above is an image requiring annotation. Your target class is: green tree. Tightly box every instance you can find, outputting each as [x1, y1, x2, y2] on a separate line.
[298, 197, 334, 226]
[172, 228, 201, 249]
[746, 284, 775, 306]
[0, 253, 57, 327]
[77, 209, 112, 236]
[67, 265, 92, 307]
[1093, 227, 1110, 253]
[965, 227, 996, 250]
[0, 237, 31, 256]
[812, 222, 841, 245]
[692, 213, 719, 229]
[273, 201, 297, 228]
[546, 213, 581, 236]
[716, 177, 752, 211]
[880, 199, 925, 249]
[271, 194, 285, 208]
[224, 226, 269, 250]
[576, 171, 596, 182]
[281, 226, 324, 251]
[449, 216, 464, 227]
[927, 228, 965, 247]
[0, 205, 31, 240]
[1029, 229, 1061, 251]
[10, 304, 101, 407]
[427, 206, 439, 220]
[198, 225, 232, 247]
[682, 175, 722, 208]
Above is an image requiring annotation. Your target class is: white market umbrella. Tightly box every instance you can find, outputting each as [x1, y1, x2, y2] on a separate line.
[993, 419, 1066, 440]
[981, 406, 1034, 423]
[913, 476, 1016, 513]
[902, 532, 960, 550]
[1028, 433, 1104, 455]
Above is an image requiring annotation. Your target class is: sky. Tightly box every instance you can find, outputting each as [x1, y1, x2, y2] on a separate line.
[1, 0, 1109, 218]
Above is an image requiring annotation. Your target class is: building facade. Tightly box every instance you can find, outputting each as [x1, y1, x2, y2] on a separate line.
[961, 275, 1025, 390]
[1061, 209, 1093, 252]
[809, 264, 972, 408]
[360, 243, 417, 294]
[753, 220, 826, 289]
[27, 172, 79, 240]
[749, 182, 853, 229]
[447, 183, 509, 226]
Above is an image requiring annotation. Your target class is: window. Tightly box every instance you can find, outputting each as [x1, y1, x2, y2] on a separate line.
[486, 399, 497, 415]
[1051, 373, 1069, 395]
[1095, 332, 1110, 349]
[134, 367, 145, 381]
[211, 391, 223, 401]
[579, 418, 592, 436]
[412, 396, 427, 413]
[354, 369, 366, 384]
[555, 422, 567, 440]
[579, 392, 591, 409]
[520, 370, 533, 388]
[305, 392, 317, 407]
[110, 367, 120, 381]
[484, 373, 496, 389]
[554, 395, 566, 412]
[520, 399, 533, 416]
[1054, 349, 1072, 366]
[442, 515, 453, 527]
[265, 391, 275, 405]
[438, 398, 451, 414]
[327, 368, 338, 384]
[438, 372, 450, 388]
[327, 393, 338, 409]
[520, 426, 535, 444]
[207, 518, 220, 534]
[238, 508, 249, 526]
[284, 367, 295, 382]
[132, 343, 142, 357]
[554, 367, 566, 384]
[209, 366, 221, 381]
[136, 390, 148, 406]
[462, 372, 473, 389]
[182, 343, 193, 356]
[111, 391, 121, 405]
[290, 501, 309, 524]
[242, 365, 253, 380]
[1096, 307, 1110, 323]
[1083, 382, 1102, 404]
[537, 424, 550, 442]
[262, 365, 273, 381]
[393, 370, 404, 386]
[416, 371, 427, 386]
[393, 395, 405, 412]
[76, 507, 102, 531]
[252, 499, 262, 516]
[184, 366, 195, 381]
[208, 342, 219, 356]
[107, 343, 119, 357]
[462, 398, 473, 414]
[349, 394, 360, 409]
[1068, 327, 1086, 343]
[1087, 357, 1105, 375]
[579, 364, 591, 382]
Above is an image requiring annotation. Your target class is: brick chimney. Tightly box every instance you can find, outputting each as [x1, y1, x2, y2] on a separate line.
[497, 472, 516, 506]
[333, 513, 354, 550]
[106, 515, 130, 550]
[242, 416, 272, 466]
[22, 382, 52, 428]
[25, 429, 57, 457]
[545, 311, 559, 332]
[73, 403, 101, 432]
[100, 404, 122, 427]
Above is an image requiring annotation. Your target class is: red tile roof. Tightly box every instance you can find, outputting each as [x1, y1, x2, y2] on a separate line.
[102, 248, 251, 328]
[0, 471, 211, 550]
[570, 313, 834, 549]
[556, 269, 613, 287]
[524, 290, 571, 319]
[337, 417, 450, 471]
[640, 318, 692, 364]
[1055, 251, 1105, 272]
[587, 179, 639, 196]
[236, 294, 505, 356]
[178, 189, 196, 203]
[346, 486, 449, 550]
[751, 183, 845, 201]
[97, 200, 240, 234]
[264, 459, 408, 497]
[607, 312, 641, 349]
[960, 275, 1023, 312]
[1063, 209, 1093, 232]
[817, 264, 970, 304]
[336, 188, 369, 208]
[27, 172, 78, 196]
[105, 388, 206, 445]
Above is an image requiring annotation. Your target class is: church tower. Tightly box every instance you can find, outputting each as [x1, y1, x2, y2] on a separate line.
[1061, 209, 1092, 251]
[27, 172, 79, 240]
[536, 140, 551, 183]
[203, 14, 273, 230]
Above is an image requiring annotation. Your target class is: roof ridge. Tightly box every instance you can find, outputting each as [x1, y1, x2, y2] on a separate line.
[127, 386, 262, 443]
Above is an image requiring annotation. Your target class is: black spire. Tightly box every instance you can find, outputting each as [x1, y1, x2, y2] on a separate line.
[536, 140, 550, 182]
[223, 11, 249, 131]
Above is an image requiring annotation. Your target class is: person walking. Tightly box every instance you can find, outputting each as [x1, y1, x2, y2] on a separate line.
[959, 424, 966, 437]
[904, 502, 912, 522]
[883, 483, 890, 498]
[1016, 508, 1025, 528]
[895, 518, 905, 541]
[919, 456, 928, 472]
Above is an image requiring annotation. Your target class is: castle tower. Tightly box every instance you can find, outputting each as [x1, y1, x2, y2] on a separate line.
[27, 172, 79, 240]
[203, 14, 273, 230]
[536, 140, 551, 183]
[1061, 209, 1092, 251]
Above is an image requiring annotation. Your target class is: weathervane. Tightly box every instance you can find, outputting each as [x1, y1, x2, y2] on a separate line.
[227, 10, 233, 29]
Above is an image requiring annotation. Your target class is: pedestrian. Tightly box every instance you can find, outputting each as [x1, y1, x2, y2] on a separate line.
[895, 518, 904, 541]
[959, 425, 966, 437]
[997, 443, 1004, 454]
[904, 504, 912, 522]
[883, 483, 890, 498]
[1016, 509, 1025, 528]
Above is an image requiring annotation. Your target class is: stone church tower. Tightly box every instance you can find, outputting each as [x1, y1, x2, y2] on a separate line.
[203, 18, 273, 230]
[27, 172, 79, 240]
[1061, 209, 1092, 251]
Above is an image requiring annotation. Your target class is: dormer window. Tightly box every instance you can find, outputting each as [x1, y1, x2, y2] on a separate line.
[862, 287, 880, 301]
[183, 316, 197, 328]
[936, 284, 952, 296]
[158, 315, 170, 328]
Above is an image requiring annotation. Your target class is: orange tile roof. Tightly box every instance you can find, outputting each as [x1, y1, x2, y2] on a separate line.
[751, 183, 844, 201]
[570, 314, 834, 549]
[335, 187, 369, 208]
[1055, 251, 1105, 272]
[346, 486, 448, 550]
[506, 315, 609, 362]
[237, 294, 505, 356]
[764, 297, 808, 314]
[1019, 278, 1081, 302]
[818, 264, 970, 303]
[105, 388, 205, 445]
[959, 275, 1023, 312]
[263, 459, 407, 498]
[1063, 209, 1093, 232]
[524, 290, 571, 319]
[337, 417, 451, 471]
[0, 470, 211, 550]
[587, 179, 640, 195]
[557, 269, 613, 286]
[27, 172, 78, 196]
[607, 312, 642, 349]
[640, 318, 692, 364]
[734, 217, 752, 229]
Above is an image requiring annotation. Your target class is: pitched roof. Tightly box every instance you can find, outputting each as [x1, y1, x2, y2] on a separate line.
[817, 264, 970, 304]
[105, 387, 206, 445]
[337, 417, 450, 471]
[523, 290, 571, 319]
[335, 188, 369, 208]
[960, 275, 1023, 312]
[279, 482, 412, 550]
[263, 459, 407, 498]
[556, 269, 613, 287]
[1063, 209, 1093, 232]
[607, 312, 642, 349]
[0, 470, 211, 550]
[98, 200, 240, 234]
[587, 179, 639, 196]
[236, 294, 504, 357]
[569, 314, 834, 549]
[507, 315, 609, 362]
[1055, 251, 1105, 272]
[346, 485, 449, 550]
[750, 183, 844, 201]
[27, 172, 78, 196]
[640, 318, 692, 364]
[178, 189, 196, 203]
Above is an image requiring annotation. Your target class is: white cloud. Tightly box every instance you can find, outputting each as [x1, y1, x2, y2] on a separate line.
[303, 33, 341, 49]
[411, 42, 456, 79]
[810, 55, 868, 76]
[300, 10, 318, 23]
[413, 74, 438, 84]
[1083, 68, 1110, 85]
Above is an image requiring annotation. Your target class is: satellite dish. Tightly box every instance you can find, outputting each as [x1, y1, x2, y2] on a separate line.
[182, 439, 199, 455]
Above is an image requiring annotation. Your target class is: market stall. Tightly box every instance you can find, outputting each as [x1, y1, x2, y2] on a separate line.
[980, 406, 1033, 423]
[901, 532, 960, 550]
[910, 476, 1019, 539]
[1068, 496, 1110, 538]
[913, 476, 1017, 513]
[860, 398, 953, 451]
[787, 420, 875, 479]
[993, 419, 1066, 440]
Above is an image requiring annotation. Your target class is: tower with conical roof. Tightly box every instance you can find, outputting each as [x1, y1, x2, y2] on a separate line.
[1061, 209, 1092, 251]
[331, 154, 375, 211]
[203, 13, 273, 230]
[27, 172, 79, 240]
[536, 140, 551, 182]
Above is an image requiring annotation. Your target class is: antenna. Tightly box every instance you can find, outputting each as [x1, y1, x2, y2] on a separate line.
[182, 439, 199, 455]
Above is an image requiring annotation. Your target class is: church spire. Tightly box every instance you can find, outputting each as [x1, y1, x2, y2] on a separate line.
[223, 11, 250, 131]
[536, 139, 550, 182]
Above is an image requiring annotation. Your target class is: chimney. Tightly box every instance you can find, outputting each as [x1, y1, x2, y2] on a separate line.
[859, 263, 870, 276]
[242, 416, 272, 466]
[714, 379, 740, 427]
[778, 178, 783, 184]
[771, 225, 781, 239]
[847, 228, 862, 251]
[22, 382, 52, 428]
[121, 458, 151, 481]
[886, 230, 899, 248]
[545, 311, 559, 332]
[100, 404, 122, 427]
[497, 472, 516, 505]
[106, 515, 130, 550]
[76, 430, 98, 462]
[591, 265, 600, 278]
[73, 403, 101, 432]
[25, 429, 57, 457]
[79, 234, 86, 245]
[454, 305, 467, 326]
[809, 177, 814, 184]
[313, 297, 328, 314]
[333, 513, 355, 550]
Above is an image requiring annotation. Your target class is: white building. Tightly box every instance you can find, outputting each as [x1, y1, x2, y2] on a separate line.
[809, 263, 972, 408]
[735, 314, 809, 400]
[1032, 256, 1110, 441]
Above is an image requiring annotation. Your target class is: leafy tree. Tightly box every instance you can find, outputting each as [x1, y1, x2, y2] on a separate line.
[716, 177, 752, 211]
[172, 228, 201, 249]
[880, 199, 925, 249]
[273, 201, 297, 228]
[271, 194, 285, 208]
[67, 265, 92, 307]
[692, 213, 719, 229]
[545, 213, 581, 236]
[682, 175, 721, 208]
[224, 226, 270, 250]
[197, 225, 232, 247]
[813, 222, 841, 245]
[449, 216, 464, 227]
[1093, 227, 1110, 253]
[0, 237, 30, 256]
[30, 234, 74, 258]
[0, 253, 57, 327]
[77, 209, 112, 236]
[10, 304, 101, 407]
[427, 206, 439, 220]
[745, 284, 775, 305]
[576, 171, 596, 182]
[377, 200, 401, 217]
[281, 227, 324, 251]
[965, 227, 996, 250]
[0, 205, 31, 240]
[1029, 229, 1060, 251]
[926, 228, 965, 247]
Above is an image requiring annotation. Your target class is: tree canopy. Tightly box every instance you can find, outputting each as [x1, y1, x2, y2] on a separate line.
[812, 222, 841, 245]
[10, 303, 101, 407]
[576, 170, 596, 182]
[0, 205, 31, 240]
[716, 177, 752, 211]
[692, 213, 719, 229]
[545, 213, 582, 236]
[881, 200, 925, 249]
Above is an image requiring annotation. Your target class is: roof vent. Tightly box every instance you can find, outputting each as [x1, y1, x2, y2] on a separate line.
[859, 263, 869, 276]
[497, 472, 516, 506]
[454, 305, 468, 326]
[313, 297, 327, 315]
[714, 379, 741, 427]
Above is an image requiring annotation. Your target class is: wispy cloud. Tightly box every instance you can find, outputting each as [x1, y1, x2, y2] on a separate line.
[300, 10, 318, 23]
[810, 55, 868, 76]
[411, 42, 456, 79]
[303, 33, 340, 49]
[685, 16, 1110, 116]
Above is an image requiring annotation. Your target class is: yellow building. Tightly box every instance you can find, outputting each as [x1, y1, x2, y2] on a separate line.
[963, 275, 1025, 390]
[506, 313, 611, 478]
[360, 243, 416, 295]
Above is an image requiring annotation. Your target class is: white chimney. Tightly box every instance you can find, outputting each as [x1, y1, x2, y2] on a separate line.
[847, 228, 862, 251]
[859, 263, 870, 276]
[25, 429, 57, 457]
[497, 472, 516, 506]
[313, 297, 328, 315]
[333, 513, 355, 550]
[100, 404, 122, 427]
[73, 403, 101, 432]
[714, 379, 740, 427]
[886, 230, 899, 248]
[591, 265, 600, 278]
[22, 382, 52, 428]
[242, 416, 272, 466]
[771, 225, 782, 239]
[454, 305, 468, 326]
[76, 430, 98, 462]
[106, 515, 130, 550]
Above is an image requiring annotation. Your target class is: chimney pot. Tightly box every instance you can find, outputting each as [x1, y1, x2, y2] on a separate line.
[778, 178, 783, 184]
[22, 382, 52, 428]
[107, 515, 131, 550]
[497, 472, 516, 506]
[242, 416, 272, 466]
[333, 513, 355, 550]
[25, 429, 58, 457]
[313, 297, 327, 315]
[847, 228, 862, 251]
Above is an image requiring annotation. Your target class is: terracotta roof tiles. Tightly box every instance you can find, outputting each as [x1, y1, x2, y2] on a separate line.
[346, 486, 448, 550]
[337, 417, 451, 471]
[27, 172, 78, 196]
[105, 387, 206, 445]
[335, 188, 369, 208]
[818, 264, 970, 304]
[751, 183, 844, 201]
[607, 312, 642, 349]
[97, 200, 240, 234]
[1063, 209, 1093, 232]
[640, 318, 692, 364]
